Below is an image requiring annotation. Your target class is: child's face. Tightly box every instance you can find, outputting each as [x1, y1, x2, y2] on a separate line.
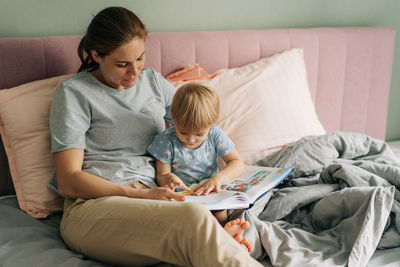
[175, 126, 211, 150]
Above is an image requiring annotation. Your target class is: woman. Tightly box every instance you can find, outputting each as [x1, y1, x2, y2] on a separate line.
[49, 6, 261, 267]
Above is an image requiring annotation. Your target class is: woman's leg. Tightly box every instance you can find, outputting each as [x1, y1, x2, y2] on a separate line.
[60, 197, 262, 267]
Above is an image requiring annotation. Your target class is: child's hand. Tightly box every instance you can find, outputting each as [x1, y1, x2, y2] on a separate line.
[193, 177, 222, 196]
[158, 173, 191, 192]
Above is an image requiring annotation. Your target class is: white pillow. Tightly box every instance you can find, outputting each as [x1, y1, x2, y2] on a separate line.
[172, 49, 325, 164]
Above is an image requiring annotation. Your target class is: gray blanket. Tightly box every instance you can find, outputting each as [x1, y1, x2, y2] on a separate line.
[238, 132, 400, 267]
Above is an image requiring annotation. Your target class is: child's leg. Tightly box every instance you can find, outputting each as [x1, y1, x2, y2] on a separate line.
[212, 209, 228, 225]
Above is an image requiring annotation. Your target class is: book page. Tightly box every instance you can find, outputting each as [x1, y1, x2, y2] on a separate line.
[221, 166, 293, 204]
[176, 166, 293, 210]
[183, 190, 250, 210]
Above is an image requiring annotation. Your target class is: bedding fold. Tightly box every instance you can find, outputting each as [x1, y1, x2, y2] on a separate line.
[0, 197, 106, 266]
[241, 131, 400, 267]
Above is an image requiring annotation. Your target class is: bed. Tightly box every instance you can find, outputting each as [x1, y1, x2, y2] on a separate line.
[0, 27, 399, 266]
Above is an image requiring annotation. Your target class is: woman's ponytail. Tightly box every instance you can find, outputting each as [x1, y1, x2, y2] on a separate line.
[76, 6, 148, 73]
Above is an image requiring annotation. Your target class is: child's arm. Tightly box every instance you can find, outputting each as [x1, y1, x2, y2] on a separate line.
[156, 160, 191, 191]
[193, 148, 245, 195]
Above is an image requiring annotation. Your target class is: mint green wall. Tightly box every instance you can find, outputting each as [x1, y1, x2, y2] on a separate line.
[1, 0, 399, 141]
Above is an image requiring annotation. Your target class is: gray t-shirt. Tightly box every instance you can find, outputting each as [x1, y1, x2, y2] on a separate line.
[48, 68, 175, 191]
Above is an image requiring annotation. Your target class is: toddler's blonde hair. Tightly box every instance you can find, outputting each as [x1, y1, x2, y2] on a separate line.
[171, 82, 220, 132]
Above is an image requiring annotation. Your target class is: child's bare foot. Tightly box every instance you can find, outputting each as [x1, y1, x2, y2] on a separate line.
[224, 218, 250, 237]
[239, 238, 253, 253]
[223, 219, 252, 252]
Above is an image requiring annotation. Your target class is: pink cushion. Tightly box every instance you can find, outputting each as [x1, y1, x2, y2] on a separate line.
[168, 49, 326, 164]
[0, 75, 72, 218]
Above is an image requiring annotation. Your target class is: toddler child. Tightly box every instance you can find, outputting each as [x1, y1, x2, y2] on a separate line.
[147, 82, 245, 225]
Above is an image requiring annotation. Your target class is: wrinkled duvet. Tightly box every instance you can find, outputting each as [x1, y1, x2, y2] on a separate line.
[240, 132, 400, 267]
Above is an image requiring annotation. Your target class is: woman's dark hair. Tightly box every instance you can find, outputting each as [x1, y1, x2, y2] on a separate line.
[77, 6, 147, 72]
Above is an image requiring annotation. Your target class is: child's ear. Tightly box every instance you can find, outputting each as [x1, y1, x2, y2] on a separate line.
[90, 50, 102, 64]
[165, 121, 173, 129]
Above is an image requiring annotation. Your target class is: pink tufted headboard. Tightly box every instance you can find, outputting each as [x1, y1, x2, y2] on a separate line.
[0, 27, 396, 196]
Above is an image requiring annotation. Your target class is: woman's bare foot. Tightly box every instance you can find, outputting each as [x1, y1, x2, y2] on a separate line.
[223, 219, 252, 252]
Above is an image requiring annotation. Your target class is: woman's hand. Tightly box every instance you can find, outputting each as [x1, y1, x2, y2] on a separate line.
[158, 173, 191, 192]
[145, 187, 187, 202]
[193, 177, 222, 196]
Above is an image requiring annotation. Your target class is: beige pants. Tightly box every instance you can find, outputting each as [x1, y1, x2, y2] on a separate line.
[60, 181, 262, 267]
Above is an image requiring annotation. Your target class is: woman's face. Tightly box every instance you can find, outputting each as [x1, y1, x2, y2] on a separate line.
[92, 38, 145, 90]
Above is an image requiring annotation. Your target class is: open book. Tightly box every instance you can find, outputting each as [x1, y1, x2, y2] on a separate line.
[179, 166, 293, 210]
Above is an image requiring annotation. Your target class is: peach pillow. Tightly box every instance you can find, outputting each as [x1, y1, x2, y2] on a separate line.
[166, 64, 225, 88]
[0, 74, 73, 218]
[168, 49, 325, 164]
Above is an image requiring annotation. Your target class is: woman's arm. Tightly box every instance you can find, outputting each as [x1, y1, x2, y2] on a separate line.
[54, 148, 185, 201]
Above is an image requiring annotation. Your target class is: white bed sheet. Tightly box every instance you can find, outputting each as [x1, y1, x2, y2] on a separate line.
[388, 140, 400, 159]
[388, 140, 400, 149]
